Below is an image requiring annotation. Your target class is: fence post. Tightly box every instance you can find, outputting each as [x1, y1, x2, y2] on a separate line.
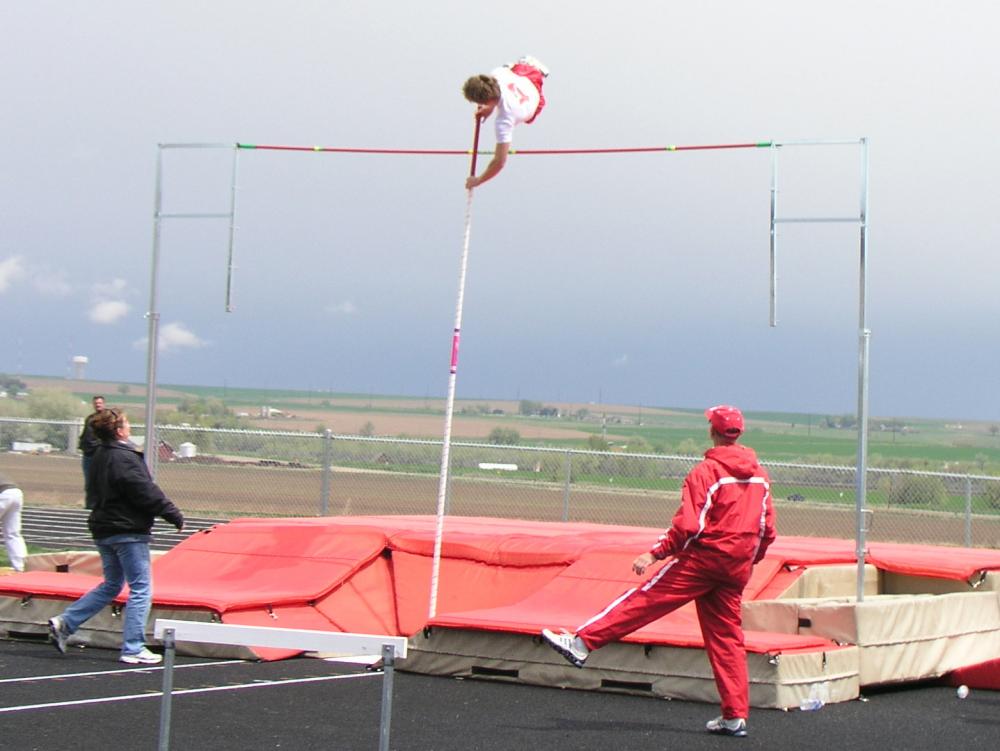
[562, 451, 572, 522]
[66, 420, 80, 455]
[964, 476, 973, 548]
[320, 429, 333, 516]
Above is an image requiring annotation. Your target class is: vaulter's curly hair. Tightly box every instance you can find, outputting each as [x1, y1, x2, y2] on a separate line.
[462, 74, 500, 104]
[91, 408, 127, 441]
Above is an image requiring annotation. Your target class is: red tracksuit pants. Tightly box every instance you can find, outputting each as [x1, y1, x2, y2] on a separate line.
[575, 551, 751, 719]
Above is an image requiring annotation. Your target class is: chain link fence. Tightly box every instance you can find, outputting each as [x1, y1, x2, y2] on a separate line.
[2, 417, 999, 549]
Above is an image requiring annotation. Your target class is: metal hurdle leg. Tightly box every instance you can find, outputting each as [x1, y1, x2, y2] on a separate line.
[152, 620, 407, 750]
[379, 643, 396, 751]
[157, 628, 176, 751]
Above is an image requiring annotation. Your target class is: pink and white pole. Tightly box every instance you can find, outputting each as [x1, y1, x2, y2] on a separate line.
[428, 116, 482, 619]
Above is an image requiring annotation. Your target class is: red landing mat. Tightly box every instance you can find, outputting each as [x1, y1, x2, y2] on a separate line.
[943, 658, 1000, 691]
[5, 516, 1000, 661]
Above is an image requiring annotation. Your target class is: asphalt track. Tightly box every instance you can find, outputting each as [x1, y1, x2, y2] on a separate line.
[1, 639, 996, 750]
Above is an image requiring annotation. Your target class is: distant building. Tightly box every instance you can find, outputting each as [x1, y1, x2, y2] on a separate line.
[71, 355, 88, 380]
[12, 441, 53, 453]
[478, 463, 518, 472]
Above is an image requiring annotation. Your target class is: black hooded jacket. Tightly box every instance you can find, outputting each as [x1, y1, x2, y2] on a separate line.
[86, 440, 183, 539]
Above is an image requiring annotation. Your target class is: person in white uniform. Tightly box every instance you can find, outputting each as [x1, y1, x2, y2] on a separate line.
[0, 472, 28, 571]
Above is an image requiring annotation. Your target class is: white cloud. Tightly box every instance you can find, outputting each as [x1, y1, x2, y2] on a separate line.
[0, 256, 25, 292]
[160, 322, 205, 351]
[92, 278, 129, 297]
[612, 354, 629, 368]
[133, 322, 207, 353]
[326, 300, 358, 315]
[89, 300, 130, 324]
[0, 257, 73, 297]
[34, 271, 73, 297]
[87, 277, 131, 324]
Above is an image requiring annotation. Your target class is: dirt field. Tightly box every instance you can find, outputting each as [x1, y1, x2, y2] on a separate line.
[241, 395, 688, 440]
[252, 410, 604, 441]
[27, 376, 634, 441]
[3, 451, 997, 549]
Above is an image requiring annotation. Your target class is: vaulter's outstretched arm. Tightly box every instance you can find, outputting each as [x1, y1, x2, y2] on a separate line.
[466, 142, 510, 189]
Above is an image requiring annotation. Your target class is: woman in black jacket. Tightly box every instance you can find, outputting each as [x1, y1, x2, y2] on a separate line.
[49, 408, 184, 664]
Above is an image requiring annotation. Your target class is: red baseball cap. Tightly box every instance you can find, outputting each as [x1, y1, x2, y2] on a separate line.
[704, 405, 744, 437]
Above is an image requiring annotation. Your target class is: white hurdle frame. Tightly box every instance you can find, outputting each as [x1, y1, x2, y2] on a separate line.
[153, 619, 408, 751]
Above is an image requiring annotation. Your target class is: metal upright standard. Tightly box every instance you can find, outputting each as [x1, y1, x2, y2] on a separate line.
[145, 143, 238, 478]
[768, 137, 871, 600]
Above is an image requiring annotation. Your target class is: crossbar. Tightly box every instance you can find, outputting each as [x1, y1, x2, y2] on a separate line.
[236, 141, 773, 155]
[153, 619, 406, 751]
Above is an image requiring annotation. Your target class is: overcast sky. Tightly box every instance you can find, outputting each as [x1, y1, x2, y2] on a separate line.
[2, 1, 998, 420]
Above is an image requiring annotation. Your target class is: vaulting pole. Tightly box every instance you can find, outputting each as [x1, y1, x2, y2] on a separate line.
[428, 116, 482, 619]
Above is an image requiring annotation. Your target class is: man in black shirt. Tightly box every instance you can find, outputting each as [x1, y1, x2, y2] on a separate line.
[77, 395, 105, 488]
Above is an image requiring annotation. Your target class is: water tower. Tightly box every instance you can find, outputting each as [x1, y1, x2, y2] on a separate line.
[71, 355, 88, 380]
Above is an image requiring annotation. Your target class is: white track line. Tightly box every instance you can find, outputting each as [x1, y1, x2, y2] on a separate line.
[0, 671, 377, 713]
[0, 660, 241, 685]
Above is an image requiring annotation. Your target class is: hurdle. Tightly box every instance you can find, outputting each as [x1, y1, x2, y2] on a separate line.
[153, 619, 408, 751]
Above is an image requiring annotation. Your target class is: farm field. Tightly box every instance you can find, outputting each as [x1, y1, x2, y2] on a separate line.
[11, 375, 1000, 470]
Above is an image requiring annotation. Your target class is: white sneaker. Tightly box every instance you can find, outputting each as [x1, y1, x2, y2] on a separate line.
[48, 615, 69, 654]
[541, 628, 588, 667]
[120, 647, 163, 665]
[706, 716, 748, 737]
[515, 55, 550, 77]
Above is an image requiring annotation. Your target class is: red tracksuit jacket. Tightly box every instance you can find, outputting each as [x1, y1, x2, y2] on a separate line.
[650, 444, 776, 582]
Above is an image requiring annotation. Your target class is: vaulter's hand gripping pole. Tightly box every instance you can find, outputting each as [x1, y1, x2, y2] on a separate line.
[429, 116, 482, 619]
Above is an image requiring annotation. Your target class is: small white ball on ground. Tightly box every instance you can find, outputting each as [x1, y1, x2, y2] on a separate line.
[956, 685, 969, 699]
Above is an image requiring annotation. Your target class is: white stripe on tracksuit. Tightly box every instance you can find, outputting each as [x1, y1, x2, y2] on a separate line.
[576, 587, 639, 632]
[585, 475, 771, 625]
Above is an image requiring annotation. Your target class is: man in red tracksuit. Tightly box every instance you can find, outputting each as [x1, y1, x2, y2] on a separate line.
[543, 405, 777, 738]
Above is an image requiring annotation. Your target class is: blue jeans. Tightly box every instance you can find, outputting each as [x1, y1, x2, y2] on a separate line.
[61, 534, 153, 656]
